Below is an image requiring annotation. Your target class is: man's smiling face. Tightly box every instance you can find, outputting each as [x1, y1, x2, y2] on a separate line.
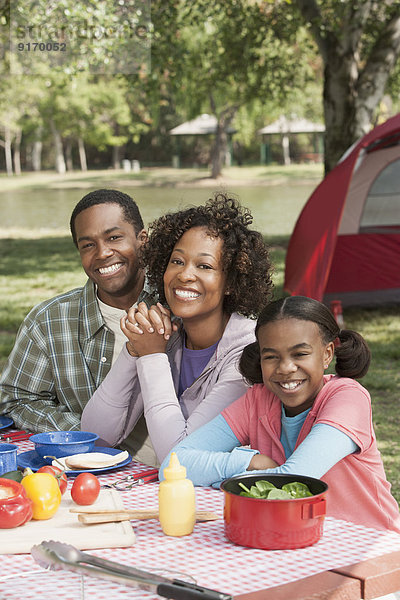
[74, 203, 146, 309]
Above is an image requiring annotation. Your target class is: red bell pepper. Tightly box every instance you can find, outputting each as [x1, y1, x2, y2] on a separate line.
[0, 477, 33, 528]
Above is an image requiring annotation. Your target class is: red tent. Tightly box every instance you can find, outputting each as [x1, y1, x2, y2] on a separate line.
[284, 114, 400, 306]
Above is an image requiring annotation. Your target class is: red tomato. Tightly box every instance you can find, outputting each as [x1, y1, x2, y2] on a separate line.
[71, 473, 100, 505]
[37, 465, 68, 495]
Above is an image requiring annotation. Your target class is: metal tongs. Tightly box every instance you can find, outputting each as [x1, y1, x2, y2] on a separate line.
[0, 430, 33, 442]
[101, 468, 159, 491]
[31, 540, 232, 600]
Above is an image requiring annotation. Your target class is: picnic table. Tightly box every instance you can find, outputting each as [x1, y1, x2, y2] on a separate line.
[1, 434, 400, 600]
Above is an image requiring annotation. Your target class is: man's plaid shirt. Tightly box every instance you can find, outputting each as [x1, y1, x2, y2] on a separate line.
[0, 280, 156, 433]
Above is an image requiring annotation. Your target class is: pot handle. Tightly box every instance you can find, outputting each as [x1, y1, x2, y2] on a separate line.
[301, 498, 326, 520]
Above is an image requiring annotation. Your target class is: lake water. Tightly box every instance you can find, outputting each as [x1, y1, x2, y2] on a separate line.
[0, 183, 318, 237]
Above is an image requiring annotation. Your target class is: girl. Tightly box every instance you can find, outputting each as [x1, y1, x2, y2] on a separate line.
[160, 295, 400, 532]
[81, 194, 273, 465]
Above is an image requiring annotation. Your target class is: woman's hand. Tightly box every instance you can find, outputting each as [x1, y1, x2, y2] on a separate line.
[121, 303, 177, 357]
[124, 302, 177, 339]
[121, 315, 168, 357]
[247, 454, 279, 471]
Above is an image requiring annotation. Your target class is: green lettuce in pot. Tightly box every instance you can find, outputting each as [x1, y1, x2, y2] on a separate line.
[238, 480, 313, 499]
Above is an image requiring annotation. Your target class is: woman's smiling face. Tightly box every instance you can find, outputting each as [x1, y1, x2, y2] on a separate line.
[258, 318, 334, 416]
[163, 226, 227, 325]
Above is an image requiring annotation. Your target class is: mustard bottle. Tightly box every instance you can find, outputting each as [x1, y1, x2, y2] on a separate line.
[158, 452, 196, 537]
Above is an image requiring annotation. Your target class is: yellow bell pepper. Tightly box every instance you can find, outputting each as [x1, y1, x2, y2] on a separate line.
[21, 471, 61, 520]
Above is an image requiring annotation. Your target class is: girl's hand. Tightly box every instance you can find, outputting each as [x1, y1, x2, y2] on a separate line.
[247, 454, 279, 471]
[121, 313, 168, 357]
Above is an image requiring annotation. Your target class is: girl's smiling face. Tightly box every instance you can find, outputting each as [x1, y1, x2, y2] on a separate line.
[258, 318, 334, 416]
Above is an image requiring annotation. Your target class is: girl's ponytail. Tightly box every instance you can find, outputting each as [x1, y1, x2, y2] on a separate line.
[335, 329, 371, 379]
[239, 341, 263, 385]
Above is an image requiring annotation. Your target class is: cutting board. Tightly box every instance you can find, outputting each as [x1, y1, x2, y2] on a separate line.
[0, 489, 135, 555]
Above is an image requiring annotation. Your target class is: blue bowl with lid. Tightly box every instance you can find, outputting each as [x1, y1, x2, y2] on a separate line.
[30, 431, 99, 461]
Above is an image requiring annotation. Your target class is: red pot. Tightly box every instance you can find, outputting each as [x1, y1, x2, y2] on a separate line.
[221, 473, 328, 550]
[0, 477, 33, 529]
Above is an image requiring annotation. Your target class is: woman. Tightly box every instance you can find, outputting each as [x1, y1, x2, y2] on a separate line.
[81, 193, 273, 465]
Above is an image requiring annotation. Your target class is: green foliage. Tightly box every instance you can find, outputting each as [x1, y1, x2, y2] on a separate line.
[1, 0, 325, 173]
[10, 0, 150, 75]
[36, 74, 149, 149]
[299, 0, 400, 50]
[2, 0, 400, 175]
[173, 0, 317, 117]
[148, 0, 324, 176]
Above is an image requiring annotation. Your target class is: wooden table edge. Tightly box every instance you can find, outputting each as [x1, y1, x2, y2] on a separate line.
[234, 569, 361, 599]
[331, 550, 400, 599]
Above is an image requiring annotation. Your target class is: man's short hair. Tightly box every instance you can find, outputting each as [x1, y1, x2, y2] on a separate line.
[70, 189, 144, 246]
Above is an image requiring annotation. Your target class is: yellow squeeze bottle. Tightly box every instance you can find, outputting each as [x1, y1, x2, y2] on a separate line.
[158, 452, 196, 536]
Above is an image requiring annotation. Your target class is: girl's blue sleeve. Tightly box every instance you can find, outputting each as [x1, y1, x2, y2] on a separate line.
[159, 414, 259, 487]
[244, 423, 358, 479]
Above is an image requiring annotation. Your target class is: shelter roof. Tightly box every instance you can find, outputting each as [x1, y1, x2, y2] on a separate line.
[169, 113, 236, 135]
[258, 116, 325, 134]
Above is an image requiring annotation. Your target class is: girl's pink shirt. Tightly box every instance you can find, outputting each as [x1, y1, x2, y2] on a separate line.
[222, 374, 400, 533]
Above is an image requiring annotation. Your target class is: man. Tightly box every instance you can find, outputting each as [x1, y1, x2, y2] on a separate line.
[0, 189, 158, 465]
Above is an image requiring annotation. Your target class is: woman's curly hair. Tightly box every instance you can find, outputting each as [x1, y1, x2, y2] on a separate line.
[140, 193, 273, 318]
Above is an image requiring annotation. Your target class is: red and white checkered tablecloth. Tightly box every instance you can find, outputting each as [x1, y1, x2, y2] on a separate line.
[1, 437, 400, 599]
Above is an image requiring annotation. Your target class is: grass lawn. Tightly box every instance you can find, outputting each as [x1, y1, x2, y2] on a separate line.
[0, 165, 399, 504]
[0, 164, 324, 191]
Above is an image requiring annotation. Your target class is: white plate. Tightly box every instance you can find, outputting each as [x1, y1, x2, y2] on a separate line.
[17, 446, 132, 475]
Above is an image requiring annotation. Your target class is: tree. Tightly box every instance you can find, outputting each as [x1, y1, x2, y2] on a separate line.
[149, 0, 317, 178]
[291, 0, 400, 172]
[8, 0, 150, 77]
[84, 77, 147, 169]
[1, 0, 152, 172]
[0, 72, 46, 175]
[185, 2, 318, 176]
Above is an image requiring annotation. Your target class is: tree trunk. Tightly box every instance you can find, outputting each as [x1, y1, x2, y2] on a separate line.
[282, 134, 291, 166]
[78, 137, 88, 171]
[210, 104, 239, 179]
[4, 126, 13, 176]
[293, 0, 400, 174]
[112, 145, 121, 169]
[13, 128, 22, 175]
[322, 47, 358, 172]
[211, 124, 228, 179]
[353, 14, 400, 139]
[50, 119, 66, 174]
[65, 139, 73, 171]
[28, 127, 43, 171]
[25, 143, 33, 170]
[32, 139, 42, 171]
[323, 16, 400, 173]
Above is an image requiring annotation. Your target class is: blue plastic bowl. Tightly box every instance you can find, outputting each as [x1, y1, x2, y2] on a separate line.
[30, 431, 99, 461]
